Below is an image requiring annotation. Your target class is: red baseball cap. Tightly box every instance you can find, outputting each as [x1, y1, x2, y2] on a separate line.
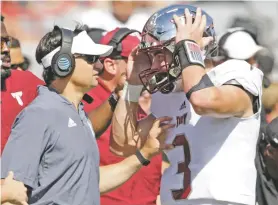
[100, 27, 140, 58]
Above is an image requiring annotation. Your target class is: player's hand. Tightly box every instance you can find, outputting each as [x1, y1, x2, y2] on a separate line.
[1, 171, 28, 205]
[140, 116, 175, 159]
[127, 46, 150, 85]
[173, 7, 213, 49]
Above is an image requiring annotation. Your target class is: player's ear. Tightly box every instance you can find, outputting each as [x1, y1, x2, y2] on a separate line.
[103, 58, 117, 76]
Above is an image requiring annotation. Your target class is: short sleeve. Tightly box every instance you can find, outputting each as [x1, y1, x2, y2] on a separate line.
[1, 107, 50, 189]
[207, 59, 263, 97]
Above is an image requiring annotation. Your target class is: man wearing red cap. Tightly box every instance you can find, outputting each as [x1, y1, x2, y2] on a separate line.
[84, 27, 167, 205]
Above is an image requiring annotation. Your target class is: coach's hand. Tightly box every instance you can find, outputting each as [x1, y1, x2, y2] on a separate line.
[127, 46, 150, 85]
[140, 116, 175, 159]
[173, 7, 213, 49]
[1, 171, 28, 205]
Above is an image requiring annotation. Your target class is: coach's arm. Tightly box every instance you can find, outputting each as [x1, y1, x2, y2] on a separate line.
[100, 117, 174, 194]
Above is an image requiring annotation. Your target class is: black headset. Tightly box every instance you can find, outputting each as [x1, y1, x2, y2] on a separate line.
[107, 27, 140, 59]
[218, 27, 258, 59]
[51, 26, 75, 78]
[51, 27, 140, 77]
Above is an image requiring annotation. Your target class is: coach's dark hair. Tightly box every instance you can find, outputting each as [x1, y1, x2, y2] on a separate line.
[75, 24, 106, 43]
[36, 24, 86, 85]
[74, 23, 89, 35]
[36, 28, 61, 85]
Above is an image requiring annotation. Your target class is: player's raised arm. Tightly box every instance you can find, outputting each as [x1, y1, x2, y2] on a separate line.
[172, 8, 263, 118]
[111, 47, 157, 156]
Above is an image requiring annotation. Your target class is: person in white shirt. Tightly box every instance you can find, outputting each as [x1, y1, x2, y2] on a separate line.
[110, 4, 263, 205]
[212, 27, 271, 88]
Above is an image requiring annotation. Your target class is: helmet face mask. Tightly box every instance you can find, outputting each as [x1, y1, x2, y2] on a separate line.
[139, 41, 181, 94]
[138, 4, 218, 94]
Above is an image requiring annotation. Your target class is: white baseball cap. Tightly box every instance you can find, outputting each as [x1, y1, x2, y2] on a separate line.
[41, 30, 113, 68]
[222, 30, 263, 60]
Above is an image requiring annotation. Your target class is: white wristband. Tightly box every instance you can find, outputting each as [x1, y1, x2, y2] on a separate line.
[122, 82, 144, 102]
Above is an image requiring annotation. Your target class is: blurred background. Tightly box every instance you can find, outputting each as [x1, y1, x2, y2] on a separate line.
[2, 0, 278, 82]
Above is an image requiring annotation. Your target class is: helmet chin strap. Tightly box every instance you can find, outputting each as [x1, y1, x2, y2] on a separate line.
[148, 72, 168, 92]
[171, 78, 183, 92]
[161, 78, 183, 94]
[168, 65, 182, 79]
[148, 70, 183, 94]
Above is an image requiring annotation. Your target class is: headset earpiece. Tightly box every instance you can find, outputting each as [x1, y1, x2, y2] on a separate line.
[51, 26, 75, 78]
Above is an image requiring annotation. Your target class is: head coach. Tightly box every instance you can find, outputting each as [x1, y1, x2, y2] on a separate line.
[0, 25, 174, 205]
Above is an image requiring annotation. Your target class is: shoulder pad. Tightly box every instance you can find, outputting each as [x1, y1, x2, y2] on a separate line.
[207, 59, 263, 97]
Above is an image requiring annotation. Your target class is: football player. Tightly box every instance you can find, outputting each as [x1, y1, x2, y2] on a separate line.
[1, 15, 44, 153]
[111, 4, 263, 205]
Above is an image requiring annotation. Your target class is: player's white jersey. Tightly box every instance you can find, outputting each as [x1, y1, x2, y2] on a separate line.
[151, 59, 263, 205]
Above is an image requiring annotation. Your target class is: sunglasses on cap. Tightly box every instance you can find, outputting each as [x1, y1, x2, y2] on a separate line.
[75, 54, 100, 64]
[1, 36, 11, 51]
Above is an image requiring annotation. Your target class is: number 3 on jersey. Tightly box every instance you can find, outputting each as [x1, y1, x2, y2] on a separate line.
[171, 134, 191, 200]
